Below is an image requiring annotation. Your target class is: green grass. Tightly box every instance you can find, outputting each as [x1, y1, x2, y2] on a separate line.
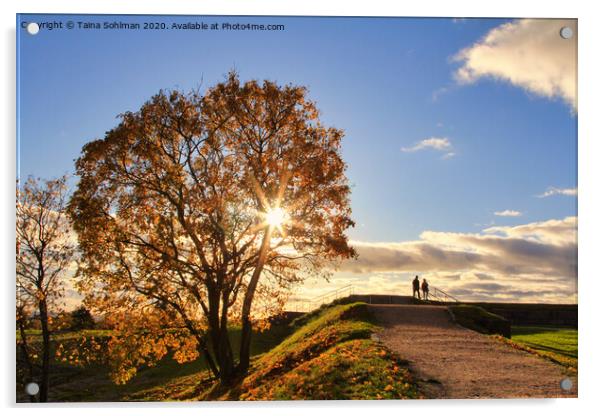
[449, 304, 511, 337]
[240, 338, 415, 400]
[17, 329, 112, 341]
[288, 295, 356, 328]
[509, 326, 577, 370]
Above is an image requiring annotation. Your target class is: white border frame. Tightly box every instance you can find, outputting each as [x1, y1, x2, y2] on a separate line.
[2, 1, 600, 415]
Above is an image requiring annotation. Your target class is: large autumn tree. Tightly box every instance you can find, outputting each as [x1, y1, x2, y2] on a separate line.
[68, 73, 355, 384]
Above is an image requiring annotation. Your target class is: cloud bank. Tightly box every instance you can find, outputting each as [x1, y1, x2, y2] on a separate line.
[454, 19, 577, 110]
[329, 217, 577, 303]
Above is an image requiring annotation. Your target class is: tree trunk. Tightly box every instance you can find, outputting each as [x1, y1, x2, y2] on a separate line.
[38, 298, 50, 402]
[216, 329, 235, 384]
[17, 315, 36, 402]
[238, 227, 272, 374]
[207, 288, 235, 384]
[238, 316, 253, 375]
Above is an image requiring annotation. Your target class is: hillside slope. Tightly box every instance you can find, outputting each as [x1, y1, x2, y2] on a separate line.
[232, 302, 419, 400]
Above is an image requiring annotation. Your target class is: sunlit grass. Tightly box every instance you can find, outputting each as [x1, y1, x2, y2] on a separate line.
[510, 326, 577, 369]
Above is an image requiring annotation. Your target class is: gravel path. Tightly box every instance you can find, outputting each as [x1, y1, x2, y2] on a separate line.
[371, 304, 577, 399]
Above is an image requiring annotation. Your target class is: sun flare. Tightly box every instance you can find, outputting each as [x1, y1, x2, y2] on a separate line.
[264, 207, 288, 228]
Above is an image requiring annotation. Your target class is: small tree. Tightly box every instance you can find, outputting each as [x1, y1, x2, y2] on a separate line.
[69, 73, 356, 385]
[70, 306, 95, 331]
[16, 176, 75, 401]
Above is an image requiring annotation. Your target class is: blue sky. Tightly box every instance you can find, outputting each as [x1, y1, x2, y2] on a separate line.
[17, 15, 578, 303]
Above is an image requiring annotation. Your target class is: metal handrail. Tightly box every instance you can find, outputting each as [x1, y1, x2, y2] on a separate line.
[428, 286, 459, 303]
[311, 284, 354, 306]
[291, 284, 355, 312]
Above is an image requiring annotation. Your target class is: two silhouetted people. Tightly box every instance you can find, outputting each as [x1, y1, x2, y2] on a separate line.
[412, 276, 429, 301]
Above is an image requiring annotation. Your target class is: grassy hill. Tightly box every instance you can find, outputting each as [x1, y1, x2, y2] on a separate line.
[215, 302, 418, 400]
[449, 304, 511, 337]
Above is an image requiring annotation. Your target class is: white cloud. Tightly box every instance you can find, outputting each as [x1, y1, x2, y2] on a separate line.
[401, 137, 453, 156]
[441, 152, 456, 160]
[494, 209, 522, 217]
[537, 187, 577, 198]
[484, 216, 577, 246]
[454, 19, 577, 110]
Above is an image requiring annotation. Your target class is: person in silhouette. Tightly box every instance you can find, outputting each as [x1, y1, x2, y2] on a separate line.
[412, 275, 421, 299]
[421, 278, 430, 301]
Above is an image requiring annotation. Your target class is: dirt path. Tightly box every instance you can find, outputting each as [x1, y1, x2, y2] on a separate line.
[371, 305, 577, 399]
